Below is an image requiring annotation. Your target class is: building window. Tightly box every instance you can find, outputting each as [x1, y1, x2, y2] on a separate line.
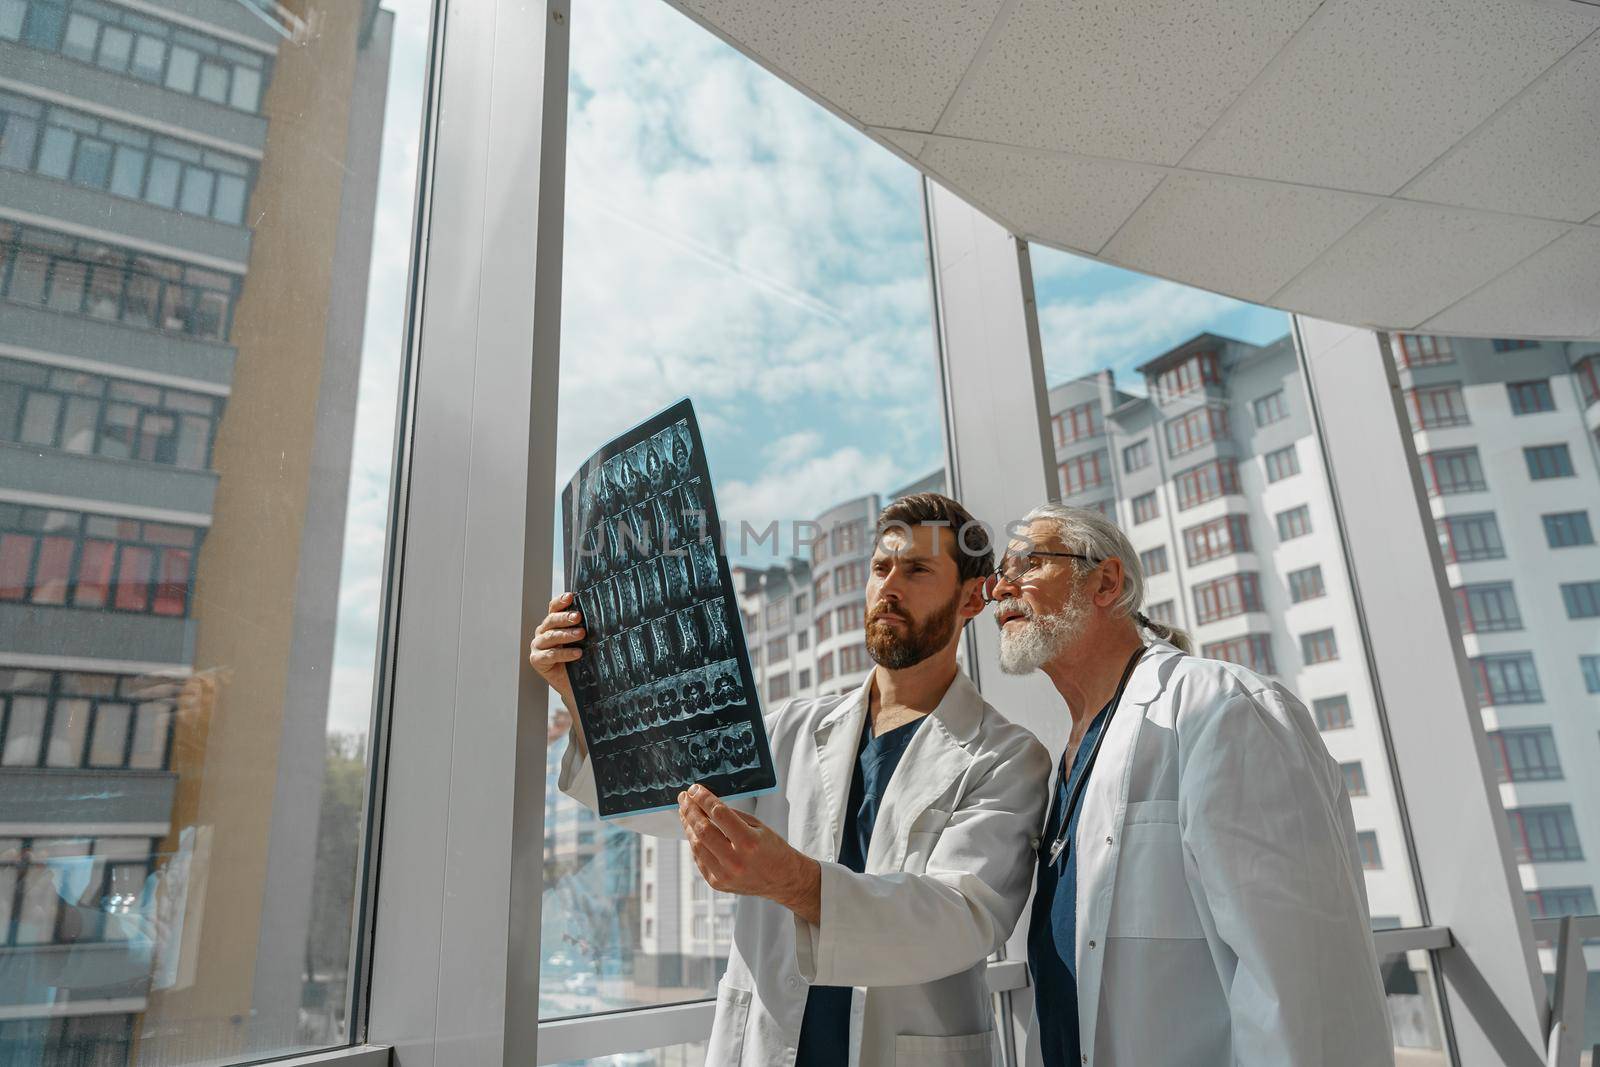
[838, 645, 870, 674]
[0, 504, 199, 616]
[767, 673, 790, 701]
[1146, 599, 1175, 625]
[1152, 352, 1221, 403]
[1453, 582, 1523, 633]
[1404, 383, 1470, 430]
[793, 593, 808, 615]
[1524, 444, 1575, 480]
[1182, 514, 1250, 566]
[1, 669, 176, 770]
[1252, 389, 1288, 427]
[1164, 404, 1230, 458]
[1123, 438, 1151, 473]
[1507, 380, 1555, 415]
[1, 358, 222, 469]
[1341, 762, 1367, 796]
[832, 560, 867, 596]
[1264, 443, 1299, 482]
[743, 609, 758, 635]
[1192, 573, 1261, 625]
[1288, 564, 1325, 603]
[1058, 451, 1107, 496]
[1561, 581, 1600, 619]
[1138, 545, 1169, 577]
[0, 92, 255, 224]
[1471, 652, 1543, 705]
[1313, 694, 1352, 731]
[1436, 512, 1504, 563]
[1131, 491, 1159, 525]
[766, 635, 788, 662]
[1420, 447, 1487, 496]
[817, 652, 834, 684]
[815, 613, 832, 643]
[1543, 511, 1594, 548]
[1492, 338, 1539, 352]
[797, 668, 810, 690]
[1506, 805, 1583, 863]
[0, 836, 156, 945]
[812, 573, 828, 604]
[1395, 335, 1453, 367]
[1275, 504, 1312, 541]
[1300, 628, 1338, 664]
[1575, 353, 1600, 408]
[1357, 831, 1382, 869]
[1054, 401, 1101, 446]
[1173, 459, 1239, 510]
[796, 630, 808, 651]
[835, 604, 862, 633]
[1202, 634, 1275, 674]
[1486, 727, 1562, 783]
[1526, 887, 1599, 919]
[1582, 655, 1600, 694]
[765, 599, 788, 626]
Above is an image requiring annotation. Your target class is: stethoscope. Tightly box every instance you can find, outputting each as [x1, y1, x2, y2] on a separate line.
[1043, 645, 1145, 866]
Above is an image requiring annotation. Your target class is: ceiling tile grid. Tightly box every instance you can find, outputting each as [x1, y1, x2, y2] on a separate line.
[1421, 225, 1600, 338]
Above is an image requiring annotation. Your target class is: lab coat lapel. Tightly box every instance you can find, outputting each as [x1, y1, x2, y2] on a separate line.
[809, 675, 871, 860]
[864, 671, 981, 873]
[1073, 641, 1180, 1061]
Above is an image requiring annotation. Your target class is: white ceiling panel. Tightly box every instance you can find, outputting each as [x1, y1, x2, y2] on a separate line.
[1181, 0, 1600, 195]
[1421, 226, 1600, 339]
[674, 0, 1005, 131]
[1401, 35, 1600, 223]
[1274, 203, 1570, 329]
[1100, 172, 1376, 302]
[935, 0, 1321, 165]
[920, 140, 1164, 253]
[879, 130, 928, 162]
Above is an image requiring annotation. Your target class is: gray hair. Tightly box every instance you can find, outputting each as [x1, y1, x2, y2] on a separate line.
[1019, 502, 1194, 654]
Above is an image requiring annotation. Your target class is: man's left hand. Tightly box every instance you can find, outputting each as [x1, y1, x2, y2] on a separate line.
[679, 785, 821, 926]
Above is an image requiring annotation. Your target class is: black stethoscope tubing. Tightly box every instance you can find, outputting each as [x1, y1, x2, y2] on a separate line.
[1044, 645, 1146, 866]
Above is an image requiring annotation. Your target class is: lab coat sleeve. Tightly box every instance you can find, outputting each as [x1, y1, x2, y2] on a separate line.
[794, 730, 1051, 987]
[555, 704, 777, 840]
[1177, 691, 1393, 1066]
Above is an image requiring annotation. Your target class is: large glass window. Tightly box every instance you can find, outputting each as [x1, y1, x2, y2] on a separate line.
[539, 0, 944, 1023]
[0, 0, 430, 1062]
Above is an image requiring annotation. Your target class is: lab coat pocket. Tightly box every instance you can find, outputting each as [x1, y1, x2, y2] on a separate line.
[704, 982, 752, 1065]
[1106, 801, 1204, 941]
[893, 1029, 996, 1066]
[902, 808, 951, 873]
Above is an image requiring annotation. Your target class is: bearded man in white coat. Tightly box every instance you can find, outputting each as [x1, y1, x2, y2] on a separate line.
[530, 493, 1050, 1067]
[990, 503, 1393, 1067]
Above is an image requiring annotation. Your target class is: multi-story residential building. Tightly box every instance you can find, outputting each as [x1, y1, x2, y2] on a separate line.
[1389, 333, 1600, 999]
[0, 1, 393, 1061]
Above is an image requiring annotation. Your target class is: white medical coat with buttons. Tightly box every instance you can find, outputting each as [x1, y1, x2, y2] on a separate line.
[559, 668, 1051, 1067]
[1023, 640, 1394, 1067]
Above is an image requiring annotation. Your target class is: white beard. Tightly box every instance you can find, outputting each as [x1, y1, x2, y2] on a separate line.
[996, 590, 1091, 674]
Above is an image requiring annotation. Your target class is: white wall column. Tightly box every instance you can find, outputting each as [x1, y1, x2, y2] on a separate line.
[1294, 316, 1548, 1067]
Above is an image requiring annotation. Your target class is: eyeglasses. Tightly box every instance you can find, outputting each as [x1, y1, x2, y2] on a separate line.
[988, 550, 1094, 594]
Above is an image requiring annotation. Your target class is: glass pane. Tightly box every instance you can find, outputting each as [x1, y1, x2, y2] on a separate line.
[1379, 949, 1445, 1064]
[563, 1042, 709, 1065]
[0, 0, 433, 1060]
[541, 0, 944, 1020]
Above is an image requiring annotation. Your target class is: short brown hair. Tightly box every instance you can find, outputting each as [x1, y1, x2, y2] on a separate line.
[875, 492, 994, 583]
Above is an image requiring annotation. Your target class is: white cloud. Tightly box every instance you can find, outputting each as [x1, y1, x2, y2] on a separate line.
[1037, 280, 1237, 385]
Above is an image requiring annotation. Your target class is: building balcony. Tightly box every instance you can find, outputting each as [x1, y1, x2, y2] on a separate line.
[0, 441, 218, 519]
[0, 301, 235, 390]
[0, 767, 177, 833]
[0, 601, 194, 667]
[0, 169, 250, 270]
[0, 40, 268, 155]
[0, 943, 151, 1012]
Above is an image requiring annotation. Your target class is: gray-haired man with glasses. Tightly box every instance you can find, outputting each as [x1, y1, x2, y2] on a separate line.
[989, 503, 1391, 1067]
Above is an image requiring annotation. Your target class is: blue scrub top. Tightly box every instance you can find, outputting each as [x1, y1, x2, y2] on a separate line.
[795, 714, 925, 1067]
[1027, 705, 1111, 1067]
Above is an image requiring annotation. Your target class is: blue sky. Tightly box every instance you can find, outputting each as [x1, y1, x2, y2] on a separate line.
[325, 0, 1290, 733]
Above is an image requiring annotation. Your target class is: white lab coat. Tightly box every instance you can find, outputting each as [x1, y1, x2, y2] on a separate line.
[559, 668, 1051, 1066]
[1023, 640, 1394, 1067]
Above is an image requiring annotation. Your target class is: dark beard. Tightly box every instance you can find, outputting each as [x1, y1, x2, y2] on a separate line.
[865, 589, 962, 670]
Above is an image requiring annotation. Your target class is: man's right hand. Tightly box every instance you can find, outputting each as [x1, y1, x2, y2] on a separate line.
[530, 593, 586, 752]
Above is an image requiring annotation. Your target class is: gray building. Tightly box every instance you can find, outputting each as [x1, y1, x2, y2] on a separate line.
[0, 1, 391, 1061]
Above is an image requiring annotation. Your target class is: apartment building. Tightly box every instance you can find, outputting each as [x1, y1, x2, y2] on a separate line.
[0, 1, 392, 1060]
